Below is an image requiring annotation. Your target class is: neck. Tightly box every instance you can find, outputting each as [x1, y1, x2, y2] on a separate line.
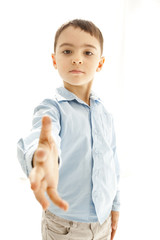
[63, 81, 93, 106]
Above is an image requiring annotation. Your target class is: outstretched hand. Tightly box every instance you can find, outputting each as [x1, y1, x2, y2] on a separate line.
[29, 116, 69, 211]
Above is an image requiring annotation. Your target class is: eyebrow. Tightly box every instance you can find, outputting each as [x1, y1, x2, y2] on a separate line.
[59, 43, 97, 50]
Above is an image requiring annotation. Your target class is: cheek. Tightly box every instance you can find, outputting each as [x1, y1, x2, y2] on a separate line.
[57, 58, 68, 71]
[87, 60, 99, 73]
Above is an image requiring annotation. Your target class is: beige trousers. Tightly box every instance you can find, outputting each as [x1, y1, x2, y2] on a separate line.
[41, 210, 112, 240]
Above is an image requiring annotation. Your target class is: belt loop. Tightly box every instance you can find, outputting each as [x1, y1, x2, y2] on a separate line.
[70, 221, 77, 228]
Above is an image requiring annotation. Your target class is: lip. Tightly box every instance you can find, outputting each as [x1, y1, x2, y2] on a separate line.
[69, 70, 85, 74]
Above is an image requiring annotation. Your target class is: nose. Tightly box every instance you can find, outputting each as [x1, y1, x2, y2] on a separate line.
[72, 58, 83, 65]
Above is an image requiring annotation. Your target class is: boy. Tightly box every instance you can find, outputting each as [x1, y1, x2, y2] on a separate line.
[17, 19, 120, 240]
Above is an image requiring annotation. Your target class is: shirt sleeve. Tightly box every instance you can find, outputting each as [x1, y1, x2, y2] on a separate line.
[17, 99, 62, 177]
[111, 116, 120, 212]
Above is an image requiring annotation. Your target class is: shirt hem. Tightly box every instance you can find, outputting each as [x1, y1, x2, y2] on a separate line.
[49, 210, 99, 223]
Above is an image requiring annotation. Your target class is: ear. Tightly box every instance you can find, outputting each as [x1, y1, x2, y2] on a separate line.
[96, 57, 105, 72]
[51, 53, 57, 69]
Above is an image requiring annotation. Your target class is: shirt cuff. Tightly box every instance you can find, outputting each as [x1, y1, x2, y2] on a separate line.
[112, 204, 120, 212]
[112, 190, 120, 211]
[25, 144, 37, 177]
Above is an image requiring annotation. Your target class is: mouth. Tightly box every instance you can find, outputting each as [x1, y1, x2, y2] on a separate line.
[69, 70, 85, 74]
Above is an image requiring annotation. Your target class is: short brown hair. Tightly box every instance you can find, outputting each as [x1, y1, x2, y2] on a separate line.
[54, 19, 104, 55]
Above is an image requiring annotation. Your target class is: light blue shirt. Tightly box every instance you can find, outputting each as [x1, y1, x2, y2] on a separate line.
[17, 86, 120, 225]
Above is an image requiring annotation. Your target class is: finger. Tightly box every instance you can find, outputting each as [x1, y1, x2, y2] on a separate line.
[39, 116, 52, 143]
[29, 166, 45, 191]
[47, 187, 69, 211]
[34, 183, 50, 210]
[34, 147, 48, 163]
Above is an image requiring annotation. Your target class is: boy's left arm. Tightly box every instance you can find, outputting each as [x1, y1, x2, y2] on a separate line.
[110, 116, 120, 239]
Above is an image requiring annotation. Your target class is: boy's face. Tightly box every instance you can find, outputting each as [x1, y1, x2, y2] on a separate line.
[52, 26, 105, 87]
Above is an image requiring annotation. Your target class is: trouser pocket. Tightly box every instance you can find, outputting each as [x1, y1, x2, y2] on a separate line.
[41, 210, 71, 240]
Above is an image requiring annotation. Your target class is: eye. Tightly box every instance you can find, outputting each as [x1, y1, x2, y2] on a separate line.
[63, 50, 72, 54]
[85, 51, 93, 56]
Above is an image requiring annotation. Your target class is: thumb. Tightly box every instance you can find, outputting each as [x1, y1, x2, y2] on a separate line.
[39, 116, 52, 143]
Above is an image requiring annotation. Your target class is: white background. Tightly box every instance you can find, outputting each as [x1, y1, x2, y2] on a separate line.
[0, 0, 160, 239]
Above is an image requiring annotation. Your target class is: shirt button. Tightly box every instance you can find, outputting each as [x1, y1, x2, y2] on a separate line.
[94, 130, 97, 135]
[94, 169, 99, 176]
[94, 148, 99, 154]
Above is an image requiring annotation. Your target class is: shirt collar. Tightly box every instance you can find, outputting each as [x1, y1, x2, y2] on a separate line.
[55, 86, 102, 105]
